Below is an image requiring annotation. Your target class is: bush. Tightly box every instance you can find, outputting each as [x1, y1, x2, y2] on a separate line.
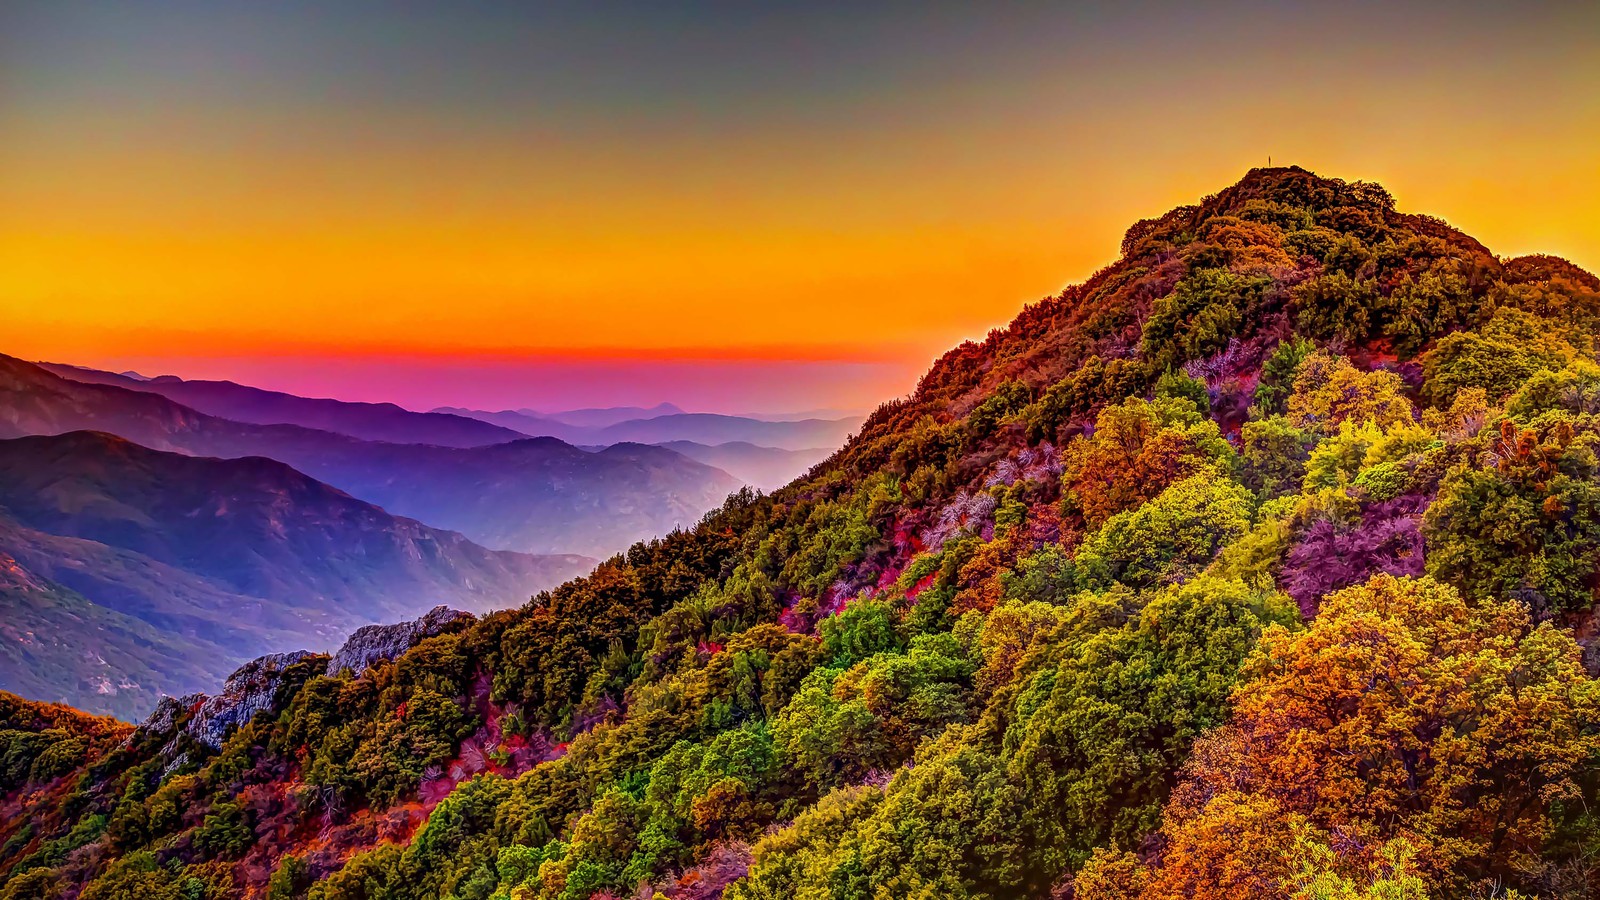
[1074, 472, 1254, 591]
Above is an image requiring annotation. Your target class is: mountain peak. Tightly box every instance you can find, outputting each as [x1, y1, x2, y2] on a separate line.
[10, 169, 1600, 898]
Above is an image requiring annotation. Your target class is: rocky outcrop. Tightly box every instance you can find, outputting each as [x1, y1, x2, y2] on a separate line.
[128, 608, 472, 753]
[136, 692, 203, 739]
[186, 651, 314, 749]
[325, 606, 473, 677]
[128, 650, 316, 755]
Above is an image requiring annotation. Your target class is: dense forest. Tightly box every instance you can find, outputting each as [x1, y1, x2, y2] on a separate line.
[5, 166, 1600, 899]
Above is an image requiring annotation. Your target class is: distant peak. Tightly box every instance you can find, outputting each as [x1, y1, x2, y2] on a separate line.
[15, 429, 135, 451]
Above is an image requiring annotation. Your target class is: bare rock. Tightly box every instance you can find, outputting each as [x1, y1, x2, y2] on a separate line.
[135, 693, 199, 739]
[187, 651, 315, 750]
[127, 607, 473, 754]
[325, 606, 473, 677]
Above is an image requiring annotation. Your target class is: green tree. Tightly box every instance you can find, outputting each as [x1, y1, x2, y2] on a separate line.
[1421, 307, 1575, 406]
[1292, 272, 1379, 342]
[1252, 338, 1315, 418]
[1240, 417, 1318, 497]
[79, 852, 183, 900]
[1424, 421, 1600, 613]
[1141, 270, 1268, 372]
[1074, 472, 1254, 591]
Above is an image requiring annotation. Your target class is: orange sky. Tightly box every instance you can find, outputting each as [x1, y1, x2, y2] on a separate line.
[2, 3, 1597, 411]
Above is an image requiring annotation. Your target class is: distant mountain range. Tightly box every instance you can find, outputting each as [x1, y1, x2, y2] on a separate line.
[2, 354, 742, 557]
[436, 405, 860, 450]
[656, 440, 830, 491]
[531, 402, 685, 429]
[38, 362, 531, 447]
[530, 402, 864, 426]
[0, 353, 835, 715]
[39, 363, 856, 487]
[0, 430, 594, 718]
[39, 363, 862, 453]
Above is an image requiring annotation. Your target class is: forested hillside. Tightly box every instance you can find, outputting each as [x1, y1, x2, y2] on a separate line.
[6, 167, 1600, 899]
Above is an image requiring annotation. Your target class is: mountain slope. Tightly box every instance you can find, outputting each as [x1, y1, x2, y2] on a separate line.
[0, 515, 326, 657]
[38, 362, 529, 448]
[11, 168, 1600, 899]
[594, 412, 858, 448]
[429, 405, 576, 437]
[0, 357, 743, 557]
[0, 542, 234, 722]
[0, 431, 594, 717]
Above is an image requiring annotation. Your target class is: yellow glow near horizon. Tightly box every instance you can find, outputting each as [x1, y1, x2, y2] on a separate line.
[3, 3, 1598, 405]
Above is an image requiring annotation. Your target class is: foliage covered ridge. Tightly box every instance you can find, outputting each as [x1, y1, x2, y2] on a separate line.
[6, 165, 1600, 900]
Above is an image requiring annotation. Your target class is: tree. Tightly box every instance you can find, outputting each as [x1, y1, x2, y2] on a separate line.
[79, 852, 183, 900]
[1060, 397, 1236, 530]
[735, 577, 1295, 899]
[1282, 831, 1430, 900]
[999, 544, 1077, 607]
[1252, 338, 1315, 419]
[1379, 268, 1474, 353]
[1107, 575, 1600, 896]
[1280, 495, 1426, 615]
[1286, 352, 1413, 434]
[1425, 421, 1600, 613]
[1026, 356, 1148, 443]
[1241, 417, 1317, 497]
[1505, 359, 1600, 420]
[1292, 272, 1379, 343]
[1421, 307, 1575, 406]
[1299, 419, 1436, 494]
[1141, 270, 1268, 372]
[1074, 472, 1253, 591]
[1153, 369, 1211, 415]
[817, 599, 901, 668]
[192, 800, 253, 858]
[267, 856, 310, 900]
[1074, 806, 1433, 900]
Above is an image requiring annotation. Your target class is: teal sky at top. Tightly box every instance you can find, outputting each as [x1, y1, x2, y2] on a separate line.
[2, 1, 1598, 413]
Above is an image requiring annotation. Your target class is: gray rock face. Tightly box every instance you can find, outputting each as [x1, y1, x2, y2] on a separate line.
[128, 607, 471, 753]
[135, 693, 198, 738]
[325, 606, 473, 677]
[187, 651, 315, 749]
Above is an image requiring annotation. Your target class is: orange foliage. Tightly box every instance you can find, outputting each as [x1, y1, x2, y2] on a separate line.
[1100, 575, 1600, 897]
[1062, 401, 1222, 529]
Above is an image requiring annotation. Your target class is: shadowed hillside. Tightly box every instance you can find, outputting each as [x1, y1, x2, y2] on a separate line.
[0, 431, 594, 717]
[655, 440, 830, 491]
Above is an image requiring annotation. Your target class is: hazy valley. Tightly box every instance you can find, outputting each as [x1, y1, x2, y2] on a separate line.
[0, 358, 846, 716]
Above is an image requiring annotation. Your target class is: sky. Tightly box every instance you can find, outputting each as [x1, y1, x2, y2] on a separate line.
[2, 1, 1598, 413]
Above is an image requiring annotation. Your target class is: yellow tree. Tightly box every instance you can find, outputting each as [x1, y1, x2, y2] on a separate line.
[1077, 574, 1600, 898]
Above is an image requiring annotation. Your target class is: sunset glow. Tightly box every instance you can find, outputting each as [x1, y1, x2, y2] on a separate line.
[4, 2, 1598, 410]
